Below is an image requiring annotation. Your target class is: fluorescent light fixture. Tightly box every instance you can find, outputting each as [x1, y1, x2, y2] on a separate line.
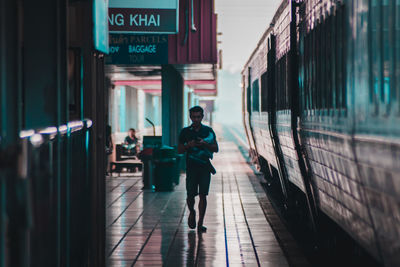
[19, 130, 35, 139]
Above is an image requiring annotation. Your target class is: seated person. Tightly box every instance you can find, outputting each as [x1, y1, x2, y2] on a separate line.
[123, 128, 139, 156]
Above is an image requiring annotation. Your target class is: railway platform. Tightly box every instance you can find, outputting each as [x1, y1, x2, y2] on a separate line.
[106, 130, 310, 266]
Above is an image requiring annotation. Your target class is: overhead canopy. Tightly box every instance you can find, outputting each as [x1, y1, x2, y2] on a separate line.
[106, 64, 217, 96]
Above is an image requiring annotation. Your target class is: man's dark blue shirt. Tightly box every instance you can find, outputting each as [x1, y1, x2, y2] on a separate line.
[178, 124, 218, 169]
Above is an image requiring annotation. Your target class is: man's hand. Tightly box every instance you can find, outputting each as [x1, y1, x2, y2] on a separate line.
[187, 140, 197, 148]
[178, 140, 197, 154]
[196, 138, 218, 152]
[196, 138, 206, 147]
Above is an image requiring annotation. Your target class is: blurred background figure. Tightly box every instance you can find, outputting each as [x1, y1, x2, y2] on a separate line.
[123, 128, 139, 157]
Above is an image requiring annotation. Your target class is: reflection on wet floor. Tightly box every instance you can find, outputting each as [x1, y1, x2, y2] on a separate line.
[106, 141, 289, 266]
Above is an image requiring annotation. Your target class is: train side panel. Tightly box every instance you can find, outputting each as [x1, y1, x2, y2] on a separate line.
[352, 1, 400, 265]
[274, 3, 306, 192]
[298, 0, 380, 260]
[251, 112, 278, 169]
[248, 34, 280, 170]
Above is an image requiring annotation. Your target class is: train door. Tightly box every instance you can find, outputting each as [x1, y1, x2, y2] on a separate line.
[244, 68, 259, 164]
[266, 35, 291, 202]
[242, 75, 253, 155]
[290, 0, 318, 235]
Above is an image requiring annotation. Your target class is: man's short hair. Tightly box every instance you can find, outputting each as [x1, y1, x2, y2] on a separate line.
[189, 106, 204, 116]
[129, 128, 135, 132]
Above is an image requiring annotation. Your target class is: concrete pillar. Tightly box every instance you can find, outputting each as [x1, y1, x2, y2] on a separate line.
[145, 93, 154, 125]
[0, 0, 22, 144]
[0, 1, 23, 267]
[154, 96, 161, 126]
[183, 87, 189, 127]
[111, 87, 120, 132]
[137, 89, 145, 131]
[161, 65, 184, 146]
[125, 86, 138, 131]
[119, 86, 126, 132]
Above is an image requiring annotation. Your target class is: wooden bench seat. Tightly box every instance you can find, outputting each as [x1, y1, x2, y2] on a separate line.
[110, 159, 143, 176]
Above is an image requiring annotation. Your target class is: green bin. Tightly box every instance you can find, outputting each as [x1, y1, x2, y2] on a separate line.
[174, 153, 184, 185]
[153, 146, 178, 191]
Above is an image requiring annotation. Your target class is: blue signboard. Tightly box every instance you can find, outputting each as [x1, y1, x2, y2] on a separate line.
[93, 0, 109, 54]
[105, 34, 168, 65]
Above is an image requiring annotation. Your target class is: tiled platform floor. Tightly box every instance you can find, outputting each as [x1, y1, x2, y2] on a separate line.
[106, 140, 290, 266]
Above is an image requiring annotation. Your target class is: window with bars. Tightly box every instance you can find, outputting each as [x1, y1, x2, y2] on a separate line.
[299, 4, 347, 113]
[261, 72, 269, 112]
[276, 54, 290, 111]
[252, 79, 260, 112]
[369, 0, 399, 116]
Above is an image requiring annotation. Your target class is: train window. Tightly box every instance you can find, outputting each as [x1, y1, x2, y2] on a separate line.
[318, 20, 326, 110]
[275, 59, 280, 110]
[247, 67, 252, 113]
[301, 33, 308, 112]
[276, 55, 289, 111]
[247, 85, 251, 113]
[286, 55, 290, 109]
[325, 16, 334, 109]
[323, 19, 329, 109]
[312, 25, 317, 110]
[396, 0, 400, 113]
[261, 72, 268, 112]
[305, 29, 310, 111]
[330, 12, 337, 110]
[322, 18, 327, 110]
[338, 4, 347, 111]
[369, 0, 381, 115]
[314, 23, 319, 110]
[298, 5, 349, 114]
[252, 79, 260, 112]
[333, 7, 340, 110]
[276, 59, 280, 110]
[382, 0, 392, 113]
[307, 31, 312, 110]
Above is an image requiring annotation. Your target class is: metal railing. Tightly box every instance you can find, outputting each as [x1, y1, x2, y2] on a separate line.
[1, 119, 93, 267]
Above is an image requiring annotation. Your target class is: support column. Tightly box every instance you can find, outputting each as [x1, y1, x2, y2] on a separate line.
[125, 86, 139, 131]
[0, 0, 21, 265]
[161, 65, 184, 146]
[144, 93, 155, 126]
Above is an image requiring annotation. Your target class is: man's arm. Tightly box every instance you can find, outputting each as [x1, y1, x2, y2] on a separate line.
[178, 129, 197, 154]
[198, 140, 218, 152]
[177, 143, 186, 154]
[178, 140, 197, 154]
[198, 129, 218, 153]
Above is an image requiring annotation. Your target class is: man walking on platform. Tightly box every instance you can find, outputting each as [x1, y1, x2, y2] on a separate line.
[178, 106, 219, 232]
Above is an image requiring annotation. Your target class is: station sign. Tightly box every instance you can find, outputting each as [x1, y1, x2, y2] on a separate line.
[105, 34, 168, 65]
[108, 0, 179, 34]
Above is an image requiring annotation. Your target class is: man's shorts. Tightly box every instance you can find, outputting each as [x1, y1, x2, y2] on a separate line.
[186, 165, 211, 198]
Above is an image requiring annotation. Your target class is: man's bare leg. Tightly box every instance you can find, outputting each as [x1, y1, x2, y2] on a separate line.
[198, 195, 207, 231]
[187, 197, 196, 229]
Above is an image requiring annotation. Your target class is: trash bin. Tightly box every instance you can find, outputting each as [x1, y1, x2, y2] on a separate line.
[153, 146, 178, 191]
[139, 137, 162, 190]
[141, 153, 154, 190]
[174, 153, 184, 185]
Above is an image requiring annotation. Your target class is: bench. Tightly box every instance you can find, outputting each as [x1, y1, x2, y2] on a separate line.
[110, 159, 143, 176]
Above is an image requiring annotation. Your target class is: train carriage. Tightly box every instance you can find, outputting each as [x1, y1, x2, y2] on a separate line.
[242, 27, 278, 171]
[298, 0, 376, 259]
[242, 0, 316, 212]
[243, 0, 400, 265]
